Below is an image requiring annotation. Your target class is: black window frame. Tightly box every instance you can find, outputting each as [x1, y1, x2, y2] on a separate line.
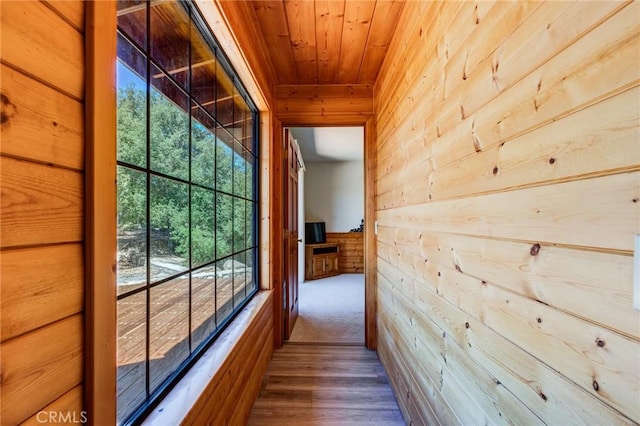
[115, 1, 260, 424]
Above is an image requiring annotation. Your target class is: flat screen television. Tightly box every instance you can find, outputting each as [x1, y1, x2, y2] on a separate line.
[305, 222, 326, 244]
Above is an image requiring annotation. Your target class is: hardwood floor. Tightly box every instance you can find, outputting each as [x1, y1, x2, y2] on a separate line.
[248, 343, 406, 425]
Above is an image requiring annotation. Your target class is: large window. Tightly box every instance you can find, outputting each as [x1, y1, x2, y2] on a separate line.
[115, 1, 258, 423]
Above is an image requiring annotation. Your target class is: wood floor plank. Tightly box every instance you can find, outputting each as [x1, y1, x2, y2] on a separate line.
[249, 344, 405, 425]
[249, 407, 405, 425]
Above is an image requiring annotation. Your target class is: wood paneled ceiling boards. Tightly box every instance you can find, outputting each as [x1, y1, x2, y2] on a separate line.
[251, 0, 404, 85]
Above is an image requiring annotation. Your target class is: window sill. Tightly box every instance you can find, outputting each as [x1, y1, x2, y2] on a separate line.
[141, 291, 272, 425]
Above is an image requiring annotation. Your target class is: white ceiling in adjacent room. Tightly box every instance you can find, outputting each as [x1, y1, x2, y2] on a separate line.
[290, 127, 363, 163]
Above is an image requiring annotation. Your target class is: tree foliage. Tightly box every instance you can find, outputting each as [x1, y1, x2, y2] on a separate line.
[117, 84, 254, 266]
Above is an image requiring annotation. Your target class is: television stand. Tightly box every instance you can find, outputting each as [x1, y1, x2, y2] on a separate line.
[305, 243, 340, 280]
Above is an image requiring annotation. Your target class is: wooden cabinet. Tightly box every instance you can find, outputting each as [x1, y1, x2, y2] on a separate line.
[305, 243, 340, 280]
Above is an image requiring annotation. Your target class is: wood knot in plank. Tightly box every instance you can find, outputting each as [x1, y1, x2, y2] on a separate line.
[492, 166, 499, 175]
[548, 157, 556, 164]
[593, 380, 599, 392]
[472, 134, 482, 153]
[530, 243, 541, 256]
[491, 60, 501, 90]
[596, 338, 606, 348]
[1, 92, 17, 126]
[465, 322, 470, 329]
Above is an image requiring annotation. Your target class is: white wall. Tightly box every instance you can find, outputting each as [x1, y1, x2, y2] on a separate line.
[304, 161, 364, 232]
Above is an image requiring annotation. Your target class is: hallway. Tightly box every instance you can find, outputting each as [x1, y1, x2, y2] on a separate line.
[248, 344, 404, 425]
[249, 273, 403, 424]
[2, 1, 636, 424]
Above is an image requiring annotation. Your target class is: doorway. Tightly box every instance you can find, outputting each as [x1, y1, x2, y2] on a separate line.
[284, 126, 365, 344]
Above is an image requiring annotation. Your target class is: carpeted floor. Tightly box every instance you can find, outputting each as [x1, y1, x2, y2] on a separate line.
[288, 273, 365, 345]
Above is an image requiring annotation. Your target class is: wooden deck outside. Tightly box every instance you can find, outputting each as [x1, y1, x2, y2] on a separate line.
[248, 344, 405, 425]
[117, 270, 255, 419]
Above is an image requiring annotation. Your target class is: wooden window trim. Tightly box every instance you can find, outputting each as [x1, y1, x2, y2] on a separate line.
[85, 1, 118, 424]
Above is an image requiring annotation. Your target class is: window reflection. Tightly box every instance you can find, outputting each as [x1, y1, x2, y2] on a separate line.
[233, 197, 246, 252]
[191, 187, 215, 267]
[233, 251, 247, 308]
[215, 258, 233, 326]
[116, 166, 147, 295]
[149, 276, 189, 393]
[190, 20, 216, 113]
[150, 1, 190, 90]
[216, 61, 234, 126]
[245, 153, 255, 200]
[150, 176, 189, 281]
[117, 0, 146, 49]
[191, 265, 217, 349]
[233, 141, 246, 198]
[191, 103, 216, 188]
[216, 192, 233, 259]
[150, 67, 190, 180]
[116, 291, 146, 424]
[116, 34, 146, 168]
[216, 134, 234, 194]
[246, 249, 256, 293]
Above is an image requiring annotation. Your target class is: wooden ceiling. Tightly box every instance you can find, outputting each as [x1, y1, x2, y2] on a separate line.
[249, 1, 405, 85]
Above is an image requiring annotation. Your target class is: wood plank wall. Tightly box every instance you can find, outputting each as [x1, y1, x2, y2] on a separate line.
[275, 84, 373, 126]
[326, 232, 364, 273]
[0, 1, 86, 424]
[374, 1, 640, 425]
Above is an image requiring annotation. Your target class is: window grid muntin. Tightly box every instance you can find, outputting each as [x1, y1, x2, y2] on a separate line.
[116, 1, 259, 424]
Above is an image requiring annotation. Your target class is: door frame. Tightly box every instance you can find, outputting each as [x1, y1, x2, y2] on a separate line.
[271, 117, 376, 350]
